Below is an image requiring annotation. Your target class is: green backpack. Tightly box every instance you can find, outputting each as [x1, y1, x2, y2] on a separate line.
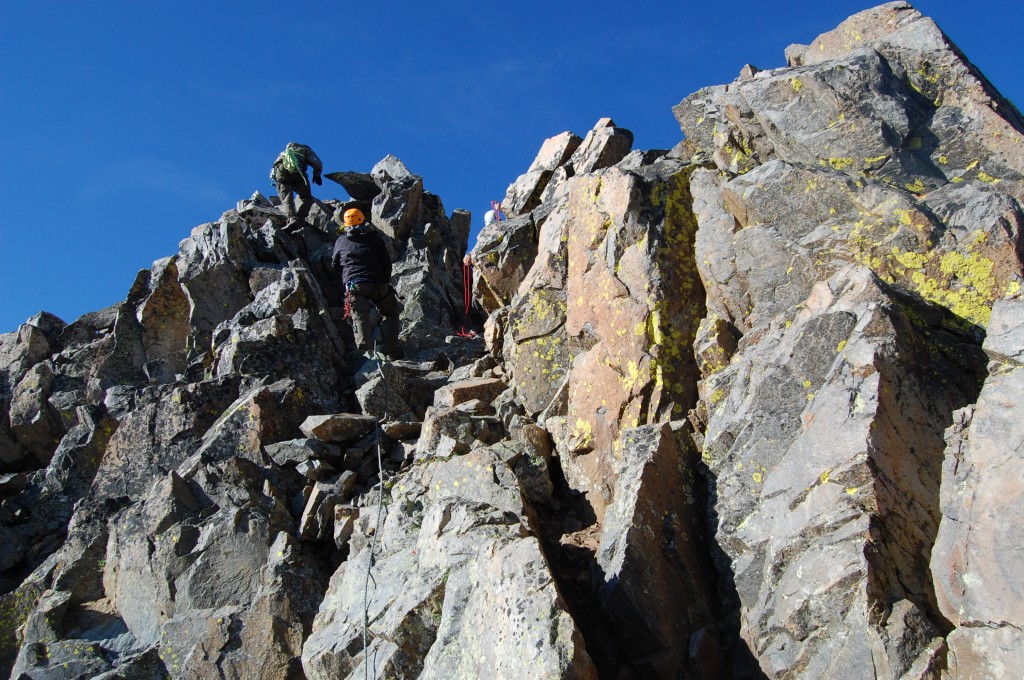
[278, 145, 305, 173]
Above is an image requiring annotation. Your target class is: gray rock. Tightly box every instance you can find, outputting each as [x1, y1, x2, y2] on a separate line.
[784, 43, 808, 67]
[265, 438, 342, 467]
[370, 155, 423, 242]
[138, 257, 190, 383]
[301, 448, 595, 679]
[300, 414, 378, 443]
[176, 217, 256, 355]
[299, 477, 352, 542]
[354, 359, 412, 421]
[526, 131, 582, 173]
[698, 265, 986, 677]
[675, 2, 1024, 199]
[9, 362, 64, 464]
[415, 406, 495, 460]
[931, 298, 1024, 676]
[194, 379, 307, 465]
[5, 6, 1024, 679]
[324, 170, 382, 201]
[500, 132, 582, 217]
[486, 440, 553, 507]
[381, 421, 421, 441]
[596, 424, 718, 677]
[468, 213, 540, 314]
[0, 472, 28, 494]
[982, 296, 1024, 365]
[92, 378, 240, 500]
[296, 458, 336, 481]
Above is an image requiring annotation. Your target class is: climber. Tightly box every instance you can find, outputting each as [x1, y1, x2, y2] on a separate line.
[331, 207, 403, 359]
[491, 199, 506, 222]
[269, 142, 324, 229]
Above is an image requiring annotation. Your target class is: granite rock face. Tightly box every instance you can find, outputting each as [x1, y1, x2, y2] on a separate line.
[3, 4, 1024, 679]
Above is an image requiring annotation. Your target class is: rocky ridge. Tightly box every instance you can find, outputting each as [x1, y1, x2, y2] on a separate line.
[2, 3, 1023, 679]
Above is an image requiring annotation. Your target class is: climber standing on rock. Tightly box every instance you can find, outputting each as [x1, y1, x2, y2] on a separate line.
[270, 142, 323, 229]
[331, 207, 404, 359]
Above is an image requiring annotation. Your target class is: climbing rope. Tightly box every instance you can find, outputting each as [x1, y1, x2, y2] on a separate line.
[362, 332, 390, 680]
[456, 260, 477, 338]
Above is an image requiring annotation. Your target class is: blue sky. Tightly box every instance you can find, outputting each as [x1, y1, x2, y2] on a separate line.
[1, 0, 1021, 332]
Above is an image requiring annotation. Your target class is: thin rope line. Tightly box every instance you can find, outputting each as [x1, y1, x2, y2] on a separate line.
[362, 328, 389, 680]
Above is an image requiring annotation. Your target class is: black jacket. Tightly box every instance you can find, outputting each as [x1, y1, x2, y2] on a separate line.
[331, 224, 393, 288]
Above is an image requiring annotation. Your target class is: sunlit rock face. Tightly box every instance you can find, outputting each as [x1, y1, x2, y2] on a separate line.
[2, 3, 1024, 679]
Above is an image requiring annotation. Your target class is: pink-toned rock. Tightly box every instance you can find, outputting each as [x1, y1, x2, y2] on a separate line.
[527, 131, 584, 174]
[566, 118, 634, 175]
[932, 298, 1024, 675]
[502, 131, 582, 216]
[434, 377, 507, 408]
[563, 166, 704, 519]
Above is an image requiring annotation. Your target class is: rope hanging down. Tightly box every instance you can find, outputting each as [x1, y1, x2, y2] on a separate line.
[362, 335, 390, 680]
[456, 260, 476, 338]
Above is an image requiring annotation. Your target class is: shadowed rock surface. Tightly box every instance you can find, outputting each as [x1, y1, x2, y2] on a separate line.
[2, 3, 1023, 679]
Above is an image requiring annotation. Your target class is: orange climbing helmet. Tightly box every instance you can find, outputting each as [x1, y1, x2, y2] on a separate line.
[336, 208, 365, 228]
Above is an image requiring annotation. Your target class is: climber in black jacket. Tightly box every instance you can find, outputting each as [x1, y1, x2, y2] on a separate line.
[331, 208, 403, 358]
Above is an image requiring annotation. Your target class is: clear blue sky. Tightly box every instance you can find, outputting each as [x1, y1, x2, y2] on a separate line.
[1, 0, 1021, 332]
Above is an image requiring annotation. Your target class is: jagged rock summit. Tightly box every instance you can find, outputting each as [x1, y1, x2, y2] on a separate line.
[2, 3, 1023, 679]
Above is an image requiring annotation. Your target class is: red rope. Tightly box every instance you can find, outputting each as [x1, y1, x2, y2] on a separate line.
[456, 261, 477, 338]
[343, 288, 353, 320]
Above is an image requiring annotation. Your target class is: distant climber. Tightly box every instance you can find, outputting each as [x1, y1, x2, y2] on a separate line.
[331, 207, 403, 358]
[486, 199, 506, 226]
[270, 142, 324, 228]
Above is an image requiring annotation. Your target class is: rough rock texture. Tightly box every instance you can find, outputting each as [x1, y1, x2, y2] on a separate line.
[931, 298, 1024, 678]
[671, 3, 1024, 677]
[3, 4, 1024, 679]
[301, 448, 595, 680]
[595, 423, 719, 676]
[0, 158, 481, 679]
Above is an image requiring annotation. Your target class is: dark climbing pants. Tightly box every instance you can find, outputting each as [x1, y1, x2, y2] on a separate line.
[349, 282, 402, 354]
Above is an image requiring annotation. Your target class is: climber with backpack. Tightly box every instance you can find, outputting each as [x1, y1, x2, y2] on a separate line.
[270, 142, 324, 229]
[331, 207, 404, 360]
